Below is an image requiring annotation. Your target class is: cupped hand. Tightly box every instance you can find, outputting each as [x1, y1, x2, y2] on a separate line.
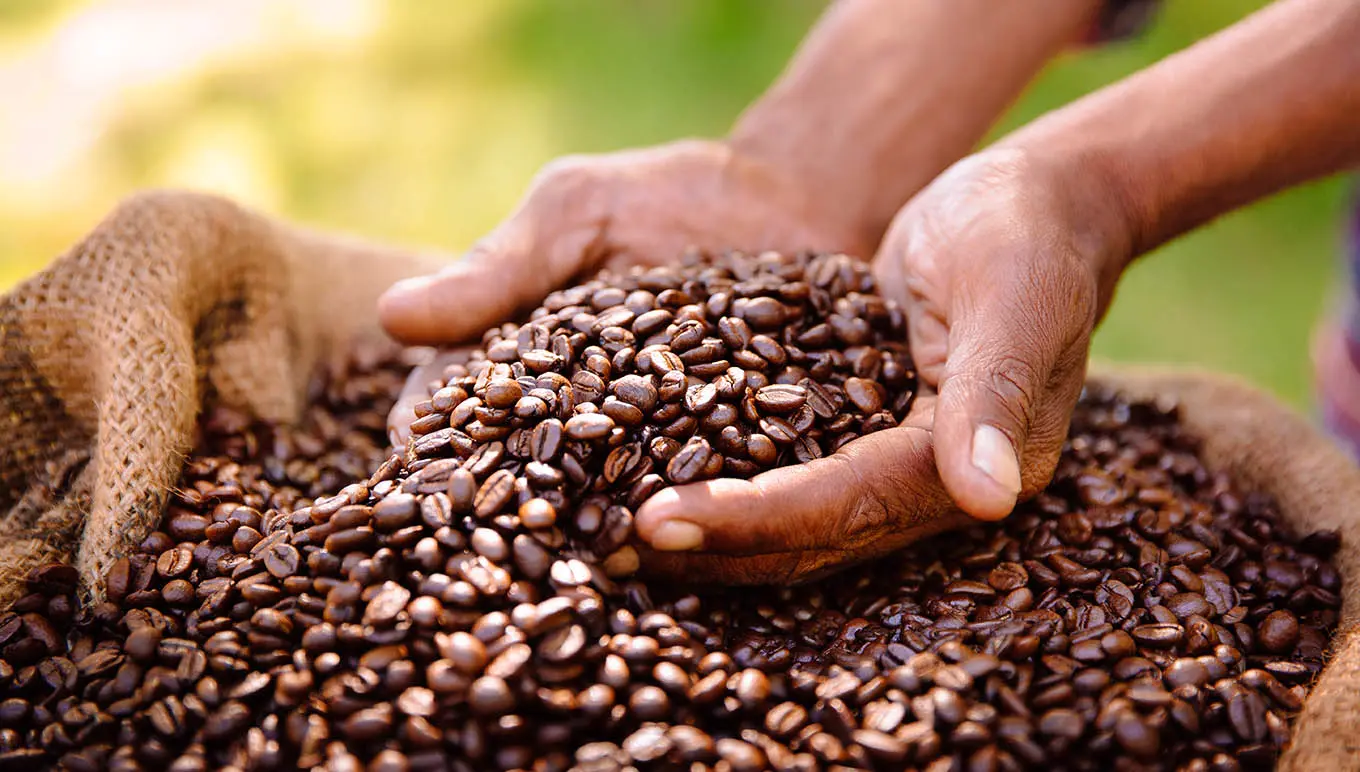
[636, 147, 1131, 583]
[380, 140, 872, 444]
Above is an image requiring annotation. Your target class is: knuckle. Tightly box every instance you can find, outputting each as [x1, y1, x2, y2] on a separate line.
[983, 354, 1042, 432]
[532, 155, 602, 198]
[843, 494, 891, 547]
[832, 454, 894, 546]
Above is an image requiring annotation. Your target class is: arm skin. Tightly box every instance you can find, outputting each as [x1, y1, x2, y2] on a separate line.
[1003, 0, 1360, 295]
[730, 0, 1103, 251]
[381, 0, 1105, 434]
[634, 0, 1360, 583]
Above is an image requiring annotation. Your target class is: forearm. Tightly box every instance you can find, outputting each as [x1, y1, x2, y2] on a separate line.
[729, 0, 1102, 248]
[1007, 0, 1360, 277]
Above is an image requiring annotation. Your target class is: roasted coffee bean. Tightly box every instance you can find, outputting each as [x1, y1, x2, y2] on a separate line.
[843, 377, 885, 414]
[473, 470, 516, 519]
[262, 543, 300, 578]
[754, 384, 807, 415]
[4, 256, 1337, 772]
[564, 413, 615, 441]
[1257, 609, 1300, 654]
[529, 419, 564, 463]
[666, 438, 715, 485]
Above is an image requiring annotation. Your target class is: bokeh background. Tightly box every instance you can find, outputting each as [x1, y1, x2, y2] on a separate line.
[0, 0, 1348, 407]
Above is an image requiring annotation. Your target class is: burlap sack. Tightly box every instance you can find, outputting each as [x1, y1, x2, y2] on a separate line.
[1090, 365, 1360, 771]
[0, 190, 446, 608]
[0, 193, 1355, 767]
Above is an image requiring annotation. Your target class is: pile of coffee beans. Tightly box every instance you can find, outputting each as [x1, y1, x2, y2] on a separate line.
[0, 251, 1341, 772]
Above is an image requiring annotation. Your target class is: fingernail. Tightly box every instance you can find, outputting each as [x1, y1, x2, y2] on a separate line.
[971, 424, 1021, 494]
[649, 520, 705, 552]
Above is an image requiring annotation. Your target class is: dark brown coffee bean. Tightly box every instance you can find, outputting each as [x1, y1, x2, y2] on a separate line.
[1257, 610, 1300, 654]
[372, 494, 418, 530]
[792, 435, 822, 463]
[1131, 623, 1185, 648]
[1113, 711, 1159, 759]
[746, 434, 778, 466]
[759, 416, 799, 444]
[473, 470, 516, 518]
[667, 438, 715, 485]
[527, 419, 565, 464]
[844, 377, 885, 414]
[203, 701, 252, 742]
[1225, 686, 1269, 743]
[262, 543, 300, 579]
[468, 676, 514, 716]
[754, 384, 808, 415]
[649, 350, 685, 376]
[717, 316, 753, 351]
[1263, 661, 1311, 683]
[105, 559, 133, 604]
[166, 512, 209, 542]
[1038, 708, 1085, 739]
[629, 686, 671, 722]
[684, 383, 719, 415]
[564, 413, 615, 441]
[611, 375, 659, 413]
[853, 729, 907, 763]
[1166, 592, 1212, 619]
[987, 562, 1029, 592]
[483, 378, 523, 410]
[1165, 659, 1211, 689]
[760, 701, 807, 739]
[740, 297, 786, 330]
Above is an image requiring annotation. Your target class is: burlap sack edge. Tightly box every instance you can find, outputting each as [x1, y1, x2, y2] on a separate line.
[1090, 362, 1360, 771]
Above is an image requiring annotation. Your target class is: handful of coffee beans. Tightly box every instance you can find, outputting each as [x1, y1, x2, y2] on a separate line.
[0, 251, 1340, 772]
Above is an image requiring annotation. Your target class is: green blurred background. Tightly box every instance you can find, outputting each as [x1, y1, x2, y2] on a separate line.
[0, 0, 1347, 407]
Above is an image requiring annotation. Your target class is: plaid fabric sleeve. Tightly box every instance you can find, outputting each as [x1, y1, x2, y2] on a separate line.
[1314, 182, 1360, 461]
[1086, 0, 1160, 44]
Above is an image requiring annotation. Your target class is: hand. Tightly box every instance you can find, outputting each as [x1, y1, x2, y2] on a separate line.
[379, 139, 873, 444]
[635, 147, 1131, 583]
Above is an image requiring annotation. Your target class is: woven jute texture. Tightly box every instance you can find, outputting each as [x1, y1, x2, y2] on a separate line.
[0, 193, 1355, 767]
[1092, 365, 1360, 771]
[0, 191, 445, 607]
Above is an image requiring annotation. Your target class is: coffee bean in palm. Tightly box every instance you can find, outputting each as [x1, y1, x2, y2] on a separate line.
[754, 384, 807, 415]
[843, 377, 885, 414]
[666, 438, 715, 485]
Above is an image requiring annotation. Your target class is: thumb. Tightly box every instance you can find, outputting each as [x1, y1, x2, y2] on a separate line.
[932, 268, 1094, 521]
[634, 397, 965, 560]
[378, 191, 605, 346]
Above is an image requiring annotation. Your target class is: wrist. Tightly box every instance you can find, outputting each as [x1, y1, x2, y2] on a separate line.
[983, 141, 1140, 314]
[723, 131, 881, 258]
[714, 137, 879, 259]
[1001, 0, 1360, 273]
[729, 0, 1103, 255]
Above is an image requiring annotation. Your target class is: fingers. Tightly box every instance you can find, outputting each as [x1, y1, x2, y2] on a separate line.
[930, 258, 1095, 521]
[378, 238, 556, 347]
[636, 510, 967, 586]
[635, 396, 964, 560]
[379, 163, 612, 346]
